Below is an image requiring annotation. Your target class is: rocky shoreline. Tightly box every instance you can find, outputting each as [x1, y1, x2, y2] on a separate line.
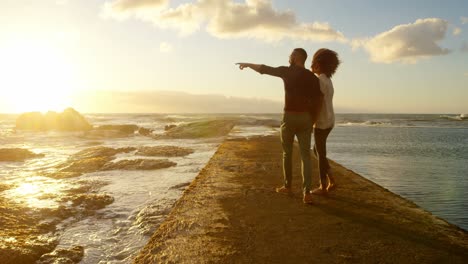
[0, 144, 197, 264]
[134, 135, 468, 263]
[1, 110, 248, 263]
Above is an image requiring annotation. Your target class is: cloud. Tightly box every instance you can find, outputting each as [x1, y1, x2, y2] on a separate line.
[102, 0, 346, 42]
[465, 72, 468, 77]
[453, 27, 462, 36]
[106, 0, 168, 11]
[352, 18, 450, 63]
[159, 42, 173, 53]
[102, 0, 169, 19]
[461, 16, 468, 24]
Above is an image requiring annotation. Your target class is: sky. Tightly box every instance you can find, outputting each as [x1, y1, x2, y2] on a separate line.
[0, 0, 467, 113]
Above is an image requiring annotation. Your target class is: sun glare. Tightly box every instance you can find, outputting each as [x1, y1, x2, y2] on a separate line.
[0, 38, 78, 113]
[6, 176, 66, 208]
[15, 183, 40, 195]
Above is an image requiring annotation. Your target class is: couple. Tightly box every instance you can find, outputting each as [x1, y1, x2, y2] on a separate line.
[237, 48, 340, 204]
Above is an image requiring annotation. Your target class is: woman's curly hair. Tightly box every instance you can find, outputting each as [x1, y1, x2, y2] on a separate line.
[313, 48, 341, 78]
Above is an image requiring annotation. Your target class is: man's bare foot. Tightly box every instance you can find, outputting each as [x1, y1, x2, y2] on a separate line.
[311, 186, 327, 195]
[326, 175, 337, 192]
[276, 186, 292, 195]
[303, 192, 313, 204]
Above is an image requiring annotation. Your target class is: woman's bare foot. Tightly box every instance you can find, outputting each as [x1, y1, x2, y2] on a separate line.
[326, 175, 336, 192]
[276, 186, 292, 195]
[311, 185, 327, 195]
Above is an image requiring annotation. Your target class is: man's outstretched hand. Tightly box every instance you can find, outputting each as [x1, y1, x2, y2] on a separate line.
[236, 63, 251, 70]
[236, 63, 261, 72]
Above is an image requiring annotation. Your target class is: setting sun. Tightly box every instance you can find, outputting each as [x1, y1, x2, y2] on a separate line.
[0, 38, 77, 113]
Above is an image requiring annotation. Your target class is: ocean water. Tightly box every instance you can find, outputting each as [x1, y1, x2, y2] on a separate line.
[0, 113, 467, 263]
[329, 114, 468, 231]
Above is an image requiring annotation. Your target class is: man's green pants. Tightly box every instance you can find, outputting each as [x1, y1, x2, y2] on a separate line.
[280, 112, 313, 194]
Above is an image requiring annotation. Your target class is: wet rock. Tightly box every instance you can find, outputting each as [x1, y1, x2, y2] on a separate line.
[136, 146, 194, 157]
[0, 183, 10, 192]
[83, 124, 139, 139]
[64, 180, 108, 195]
[71, 146, 136, 160]
[96, 124, 138, 134]
[37, 245, 84, 264]
[0, 148, 45, 162]
[15, 108, 92, 131]
[14, 111, 44, 131]
[38, 206, 75, 220]
[36, 221, 58, 233]
[138, 127, 153, 136]
[46, 147, 175, 178]
[83, 141, 103, 146]
[72, 194, 114, 210]
[57, 156, 112, 174]
[56, 108, 93, 131]
[51, 147, 136, 175]
[102, 159, 176, 171]
[164, 124, 177, 131]
[0, 239, 58, 264]
[133, 202, 174, 235]
[43, 171, 83, 179]
[0, 183, 114, 264]
[0, 197, 59, 264]
[0, 178, 112, 263]
[156, 120, 235, 139]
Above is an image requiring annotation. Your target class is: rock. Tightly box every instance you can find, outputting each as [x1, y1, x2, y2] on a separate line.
[0, 196, 59, 264]
[0, 177, 112, 264]
[0, 240, 58, 264]
[133, 202, 174, 235]
[136, 146, 194, 157]
[56, 108, 92, 131]
[138, 127, 153, 136]
[96, 124, 139, 134]
[83, 141, 104, 146]
[15, 108, 92, 131]
[57, 156, 112, 174]
[0, 183, 10, 192]
[43, 111, 59, 130]
[102, 159, 176, 171]
[38, 206, 75, 220]
[85, 125, 139, 138]
[64, 180, 108, 195]
[37, 245, 84, 264]
[14, 112, 44, 131]
[0, 148, 45, 162]
[46, 147, 172, 178]
[164, 124, 177, 131]
[71, 146, 136, 160]
[83, 124, 139, 139]
[42, 171, 83, 179]
[72, 194, 114, 210]
[156, 120, 235, 139]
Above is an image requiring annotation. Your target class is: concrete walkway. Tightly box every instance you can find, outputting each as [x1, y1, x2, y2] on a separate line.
[135, 136, 468, 264]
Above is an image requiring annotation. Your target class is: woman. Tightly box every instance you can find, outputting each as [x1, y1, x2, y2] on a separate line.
[310, 48, 341, 194]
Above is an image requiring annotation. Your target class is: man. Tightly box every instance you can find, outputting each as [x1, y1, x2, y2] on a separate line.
[236, 48, 322, 204]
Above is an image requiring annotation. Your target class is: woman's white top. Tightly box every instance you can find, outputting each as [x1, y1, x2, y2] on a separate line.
[315, 73, 335, 129]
